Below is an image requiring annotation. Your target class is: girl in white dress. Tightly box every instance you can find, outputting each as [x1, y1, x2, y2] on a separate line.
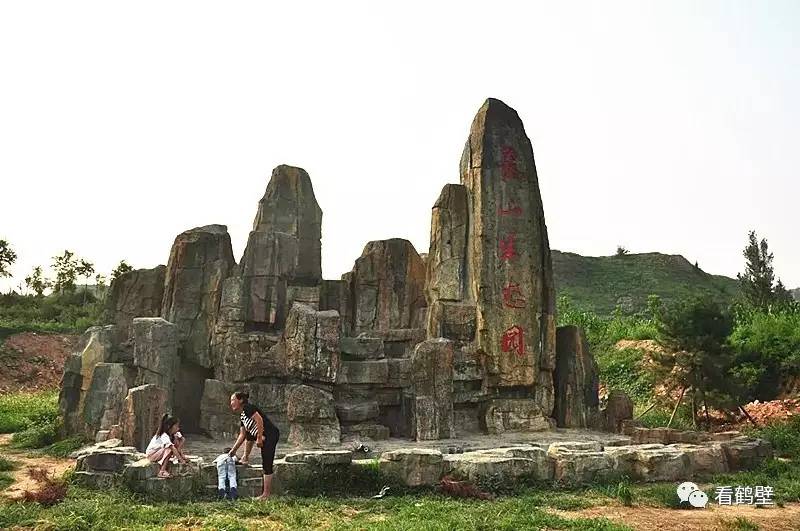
[145, 414, 187, 478]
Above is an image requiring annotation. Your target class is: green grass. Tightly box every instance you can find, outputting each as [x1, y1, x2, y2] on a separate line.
[0, 485, 632, 531]
[0, 390, 59, 434]
[721, 517, 760, 530]
[747, 416, 800, 458]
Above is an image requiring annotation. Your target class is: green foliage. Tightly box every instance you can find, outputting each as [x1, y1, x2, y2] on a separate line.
[747, 416, 800, 458]
[737, 230, 789, 312]
[615, 246, 629, 256]
[24, 265, 51, 297]
[0, 390, 59, 434]
[39, 436, 86, 458]
[728, 307, 800, 401]
[0, 454, 18, 472]
[557, 296, 658, 351]
[0, 238, 17, 279]
[51, 250, 79, 294]
[0, 290, 102, 335]
[596, 348, 655, 404]
[111, 260, 133, 282]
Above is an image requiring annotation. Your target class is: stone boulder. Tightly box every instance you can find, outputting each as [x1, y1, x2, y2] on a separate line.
[161, 224, 236, 369]
[104, 266, 166, 331]
[286, 385, 340, 447]
[602, 390, 634, 433]
[719, 437, 773, 471]
[59, 353, 83, 434]
[131, 318, 178, 407]
[82, 363, 128, 437]
[283, 304, 340, 383]
[482, 399, 551, 434]
[409, 339, 455, 440]
[379, 448, 444, 487]
[342, 239, 426, 335]
[239, 165, 323, 331]
[119, 384, 168, 452]
[426, 184, 469, 306]
[554, 326, 600, 428]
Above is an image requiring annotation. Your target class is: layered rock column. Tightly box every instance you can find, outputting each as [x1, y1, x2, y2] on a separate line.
[554, 326, 600, 429]
[240, 165, 323, 331]
[459, 98, 556, 393]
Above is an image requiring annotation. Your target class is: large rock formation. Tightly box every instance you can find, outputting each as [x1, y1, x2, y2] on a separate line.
[104, 266, 166, 335]
[240, 165, 322, 331]
[554, 326, 600, 428]
[161, 224, 236, 369]
[459, 98, 556, 391]
[61, 98, 605, 448]
[342, 239, 426, 336]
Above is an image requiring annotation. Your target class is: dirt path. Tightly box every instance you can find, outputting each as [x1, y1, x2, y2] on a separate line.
[555, 503, 800, 531]
[0, 434, 73, 501]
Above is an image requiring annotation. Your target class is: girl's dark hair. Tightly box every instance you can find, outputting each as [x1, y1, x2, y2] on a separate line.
[233, 391, 249, 403]
[156, 413, 179, 437]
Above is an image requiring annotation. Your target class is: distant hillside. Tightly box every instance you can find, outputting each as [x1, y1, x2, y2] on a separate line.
[552, 250, 740, 315]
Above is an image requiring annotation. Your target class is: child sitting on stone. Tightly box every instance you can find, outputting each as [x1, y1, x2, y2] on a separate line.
[145, 414, 188, 478]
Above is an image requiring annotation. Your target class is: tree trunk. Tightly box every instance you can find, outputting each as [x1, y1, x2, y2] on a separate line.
[635, 402, 657, 420]
[691, 388, 698, 429]
[738, 405, 758, 427]
[667, 386, 687, 428]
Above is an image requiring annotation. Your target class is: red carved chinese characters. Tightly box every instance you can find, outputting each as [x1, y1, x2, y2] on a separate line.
[499, 233, 517, 261]
[502, 282, 526, 309]
[501, 325, 525, 355]
[500, 146, 519, 181]
[497, 201, 522, 216]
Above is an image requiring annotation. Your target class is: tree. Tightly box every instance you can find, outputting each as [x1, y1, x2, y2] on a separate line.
[24, 266, 51, 297]
[52, 250, 79, 294]
[615, 245, 629, 256]
[111, 260, 133, 282]
[652, 296, 736, 427]
[0, 239, 17, 279]
[76, 259, 95, 304]
[737, 230, 782, 310]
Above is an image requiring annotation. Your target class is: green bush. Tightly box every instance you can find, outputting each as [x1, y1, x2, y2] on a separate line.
[0, 291, 102, 336]
[748, 416, 800, 458]
[595, 348, 655, 404]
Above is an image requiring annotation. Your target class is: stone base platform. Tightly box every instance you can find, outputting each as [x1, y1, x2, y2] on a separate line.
[70, 428, 773, 500]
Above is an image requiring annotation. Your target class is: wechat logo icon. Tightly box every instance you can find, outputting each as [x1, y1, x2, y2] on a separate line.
[677, 482, 708, 508]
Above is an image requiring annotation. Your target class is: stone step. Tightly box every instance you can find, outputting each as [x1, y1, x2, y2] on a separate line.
[335, 401, 379, 422]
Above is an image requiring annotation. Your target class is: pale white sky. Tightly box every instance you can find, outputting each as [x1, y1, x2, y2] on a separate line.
[1, 1, 798, 292]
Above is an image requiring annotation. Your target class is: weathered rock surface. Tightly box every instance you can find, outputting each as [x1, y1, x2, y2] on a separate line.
[240, 165, 322, 331]
[602, 390, 634, 433]
[379, 448, 444, 486]
[286, 385, 340, 447]
[284, 304, 340, 383]
[104, 266, 166, 332]
[161, 225, 236, 369]
[459, 98, 556, 392]
[119, 384, 167, 452]
[131, 318, 178, 407]
[426, 184, 469, 306]
[82, 363, 128, 436]
[409, 339, 455, 440]
[342, 239, 426, 335]
[482, 399, 551, 434]
[554, 326, 600, 428]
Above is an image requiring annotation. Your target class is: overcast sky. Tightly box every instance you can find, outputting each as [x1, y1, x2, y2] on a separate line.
[1, 1, 798, 293]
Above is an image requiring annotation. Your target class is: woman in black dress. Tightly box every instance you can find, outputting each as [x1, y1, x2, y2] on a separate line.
[227, 391, 280, 499]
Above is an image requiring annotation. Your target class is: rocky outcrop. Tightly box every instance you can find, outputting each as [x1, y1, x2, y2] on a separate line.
[104, 266, 166, 334]
[119, 384, 167, 452]
[240, 165, 322, 331]
[554, 326, 600, 428]
[409, 339, 455, 440]
[342, 239, 426, 335]
[286, 385, 340, 447]
[161, 225, 236, 369]
[459, 98, 556, 392]
[131, 318, 179, 408]
[284, 304, 340, 383]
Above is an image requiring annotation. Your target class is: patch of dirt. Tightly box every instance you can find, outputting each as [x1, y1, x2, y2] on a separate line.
[555, 503, 800, 531]
[0, 434, 73, 501]
[0, 332, 80, 393]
